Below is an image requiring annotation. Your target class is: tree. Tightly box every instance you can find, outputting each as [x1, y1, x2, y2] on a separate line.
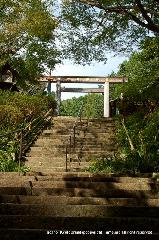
[60, 94, 104, 118]
[0, 0, 60, 86]
[60, 0, 159, 64]
[112, 36, 159, 104]
[91, 36, 159, 174]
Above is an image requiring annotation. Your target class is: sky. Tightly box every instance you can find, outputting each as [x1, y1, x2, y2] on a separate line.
[49, 54, 127, 100]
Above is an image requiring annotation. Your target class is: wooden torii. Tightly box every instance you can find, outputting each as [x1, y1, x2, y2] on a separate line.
[39, 76, 127, 117]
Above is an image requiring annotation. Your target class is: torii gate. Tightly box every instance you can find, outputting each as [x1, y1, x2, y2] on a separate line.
[39, 76, 127, 117]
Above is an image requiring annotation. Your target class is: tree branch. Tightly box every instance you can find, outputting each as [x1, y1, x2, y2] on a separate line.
[78, 0, 159, 33]
[135, 0, 159, 32]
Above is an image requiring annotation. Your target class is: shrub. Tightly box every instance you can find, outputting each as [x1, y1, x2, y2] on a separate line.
[88, 108, 159, 175]
[0, 90, 56, 172]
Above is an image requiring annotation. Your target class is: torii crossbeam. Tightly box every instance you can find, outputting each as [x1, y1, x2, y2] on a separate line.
[39, 76, 127, 117]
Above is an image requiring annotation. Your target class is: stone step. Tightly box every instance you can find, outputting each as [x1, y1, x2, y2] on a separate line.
[26, 151, 66, 157]
[45, 127, 115, 135]
[32, 142, 108, 147]
[87, 121, 115, 126]
[28, 168, 87, 174]
[53, 117, 113, 122]
[27, 149, 115, 157]
[80, 133, 114, 138]
[38, 135, 70, 140]
[26, 163, 65, 169]
[0, 172, 154, 182]
[1, 195, 159, 206]
[1, 203, 159, 218]
[28, 168, 85, 173]
[37, 135, 115, 143]
[41, 132, 70, 137]
[28, 167, 66, 173]
[26, 157, 65, 163]
[26, 153, 112, 160]
[29, 144, 104, 150]
[80, 128, 115, 133]
[0, 173, 34, 181]
[0, 215, 158, 231]
[67, 152, 114, 159]
[29, 180, 159, 191]
[32, 143, 115, 150]
[51, 125, 115, 132]
[0, 181, 158, 197]
[53, 116, 78, 121]
[28, 146, 116, 153]
[34, 139, 112, 145]
[26, 153, 113, 160]
[26, 162, 90, 168]
[36, 137, 68, 142]
[26, 158, 65, 165]
[31, 189, 159, 198]
[86, 118, 114, 122]
[20, 178, 158, 196]
[31, 174, 156, 183]
[41, 128, 115, 135]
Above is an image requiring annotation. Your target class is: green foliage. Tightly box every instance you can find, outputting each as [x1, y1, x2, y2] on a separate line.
[87, 37, 159, 175]
[0, 149, 18, 172]
[60, 96, 83, 116]
[116, 110, 159, 173]
[112, 37, 159, 102]
[0, 90, 56, 132]
[83, 94, 104, 118]
[88, 108, 159, 174]
[60, 93, 104, 118]
[60, 0, 159, 63]
[0, 90, 56, 172]
[0, 105, 23, 130]
[0, 0, 60, 84]
[0, 150, 30, 172]
[87, 156, 139, 175]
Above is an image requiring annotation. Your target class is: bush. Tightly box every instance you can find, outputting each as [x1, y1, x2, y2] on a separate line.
[0, 105, 24, 131]
[115, 110, 159, 173]
[0, 90, 56, 172]
[0, 90, 56, 132]
[88, 108, 159, 175]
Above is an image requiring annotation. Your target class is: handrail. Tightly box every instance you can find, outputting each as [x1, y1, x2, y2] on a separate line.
[72, 101, 85, 148]
[0, 108, 53, 174]
[65, 101, 85, 172]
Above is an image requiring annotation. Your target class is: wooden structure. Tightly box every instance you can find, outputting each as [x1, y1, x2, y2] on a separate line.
[39, 76, 127, 117]
[61, 87, 104, 93]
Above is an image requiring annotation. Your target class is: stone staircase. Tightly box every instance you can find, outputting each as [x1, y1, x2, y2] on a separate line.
[25, 116, 116, 173]
[1, 117, 159, 238]
[0, 172, 159, 239]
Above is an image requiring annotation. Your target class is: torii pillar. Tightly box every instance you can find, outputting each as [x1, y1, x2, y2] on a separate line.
[104, 81, 110, 118]
[47, 81, 51, 94]
[56, 79, 61, 115]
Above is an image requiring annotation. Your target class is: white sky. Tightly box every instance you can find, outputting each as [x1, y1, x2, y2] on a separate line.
[50, 54, 127, 100]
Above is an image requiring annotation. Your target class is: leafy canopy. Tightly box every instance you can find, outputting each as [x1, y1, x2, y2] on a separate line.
[0, 0, 60, 84]
[60, 0, 159, 64]
[112, 36, 159, 102]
